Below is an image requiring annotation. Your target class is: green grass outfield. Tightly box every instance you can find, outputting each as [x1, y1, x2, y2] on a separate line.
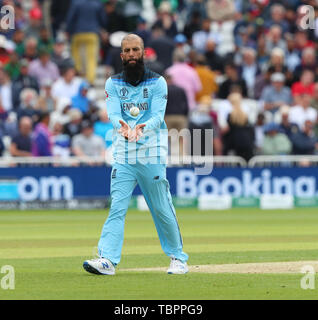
[1, 208, 318, 300]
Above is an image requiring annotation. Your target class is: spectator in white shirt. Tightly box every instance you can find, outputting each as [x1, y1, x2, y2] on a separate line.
[289, 93, 317, 129]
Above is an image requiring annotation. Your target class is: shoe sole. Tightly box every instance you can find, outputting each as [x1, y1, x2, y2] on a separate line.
[167, 270, 189, 274]
[83, 262, 115, 275]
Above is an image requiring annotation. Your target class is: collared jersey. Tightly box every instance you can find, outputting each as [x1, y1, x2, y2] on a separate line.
[105, 68, 168, 163]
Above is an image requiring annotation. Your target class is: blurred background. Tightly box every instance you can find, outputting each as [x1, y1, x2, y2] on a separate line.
[0, 0, 317, 210]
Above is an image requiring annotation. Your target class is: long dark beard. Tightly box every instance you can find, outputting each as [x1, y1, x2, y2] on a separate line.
[123, 57, 145, 86]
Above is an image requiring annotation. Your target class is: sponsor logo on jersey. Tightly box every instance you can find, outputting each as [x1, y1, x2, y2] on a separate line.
[121, 102, 149, 111]
[120, 87, 129, 99]
[143, 88, 148, 98]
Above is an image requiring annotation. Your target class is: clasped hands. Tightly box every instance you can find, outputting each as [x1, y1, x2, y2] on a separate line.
[118, 120, 146, 142]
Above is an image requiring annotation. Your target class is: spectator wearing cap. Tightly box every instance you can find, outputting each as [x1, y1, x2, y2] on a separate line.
[144, 47, 165, 75]
[289, 93, 317, 130]
[25, 7, 43, 39]
[152, 1, 178, 39]
[166, 48, 202, 110]
[51, 66, 82, 101]
[218, 63, 247, 99]
[260, 73, 292, 120]
[291, 70, 315, 105]
[10, 116, 33, 157]
[164, 73, 189, 157]
[261, 122, 292, 155]
[148, 26, 175, 69]
[194, 54, 218, 102]
[28, 49, 60, 87]
[66, 0, 106, 84]
[192, 18, 221, 55]
[174, 34, 190, 56]
[290, 120, 318, 155]
[32, 112, 53, 157]
[71, 81, 91, 114]
[72, 120, 106, 161]
[11, 58, 39, 110]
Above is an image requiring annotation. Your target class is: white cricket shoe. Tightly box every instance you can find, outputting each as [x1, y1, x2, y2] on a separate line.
[167, 257, 189, 274]
[83, 257, 115, 275]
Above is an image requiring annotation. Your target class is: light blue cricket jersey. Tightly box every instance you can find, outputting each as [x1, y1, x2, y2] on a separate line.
[105, 68, 168, 164]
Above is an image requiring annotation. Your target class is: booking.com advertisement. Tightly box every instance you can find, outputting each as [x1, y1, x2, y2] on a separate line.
[0, 167, 317, 206]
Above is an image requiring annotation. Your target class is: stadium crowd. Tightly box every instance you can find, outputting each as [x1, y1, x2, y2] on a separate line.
[0, 0, 318, 162]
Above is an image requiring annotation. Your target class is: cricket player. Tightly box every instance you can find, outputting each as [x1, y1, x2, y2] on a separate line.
[83, 34, 189, 275]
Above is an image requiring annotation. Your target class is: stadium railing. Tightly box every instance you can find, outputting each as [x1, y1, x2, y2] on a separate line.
[248, 155, 318, 167]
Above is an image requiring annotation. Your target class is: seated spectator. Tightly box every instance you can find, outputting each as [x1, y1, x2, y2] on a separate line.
[291, 120, 318, 155]
[289, 93, 317, 129]
[51, 66, 82, 100]
[9, 116, 33, 157]
[0, 69, 13, 115]
[311, 83, 318, 111]
[51, 37, 74, 73]
[239, 47, 261, 98]
[218, 63, 247, 99]
[284, 33, 301, 73]
[72, 120, 106, 162]
[50, 98, 71, 127]
[22, 37, 38, 61]
[71, 81, 91, 114]
[24, 7, 43, 39]
[37, 79, 55, 112]
[144, 47, 165, 76]
[194, 54, 218, 102]
[63, 108, 83, 138]
[28, 49, 59, 87]
[37, 27, 54, 54]
[291, 70, 315, 105]
[204, 39, 224, 74]
[264, 25, 287, 56]
[277, 105, 299, 138]
[264, 4, 289, 34]
[260, 73, 292, 121]
[293, 47, 317, 82]
[261, 122, 292, 155]
[4, 52, 21, 80]
[188, 95, 222, 156]
[13, 29, 25, 57]
[17, 88, 40, 123]
[32, 112, 53, 157]
[93, 109, 113, 149]
[12, 59, 39, 110]
[52, 121, 71, 159]
[266, 48, 288, 76]
[223, 92, 255, 161]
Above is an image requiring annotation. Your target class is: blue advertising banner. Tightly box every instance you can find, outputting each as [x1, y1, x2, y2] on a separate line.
[0, 166, 317, 201]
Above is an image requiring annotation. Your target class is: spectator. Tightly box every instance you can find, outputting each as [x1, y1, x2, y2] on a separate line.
[50, 98, 71, 127]
[51, 66, 82, 100]
[183, 10, 202, 41]
[223, 92, 255, 161]
[260, 73, 292, 121]
[11, 59, 39, 110]
[166, 48, 202, 110]
[37, 79, 55, 113]
[264, 4, 289, 34]
[52, 121, 71, 159]
[49, 0, 72, 39]
[239, 47, 261, 98]
[218, 63, 248, 99]
[66, 0, 105, 84]
[261, 122, 292, 155]
[102, 0, 126, 33]
[63, 108, 83, 138]
[93, 109, 113, 149]
[28, 49, 60, 87]
[194, 54, 218, 102]
[289, 93, 317, 129]
[71, 81, 91, 114]
[16, 88, 40, 123]
[293, 47, 317, 82]
[144, 47, 165, 76]
[12, 29, 25, 57]
[284, 33, 301, 73]
[266, 48, 288, 76]
[192, 18, 220, 54]
[204, 39, 224, 74]
[0, 69, 13, 114]
[0, 35, 11, 65]
[152, 1, 178, 39]
[4, 52, 21, 80]
[37, 27, 54, 54]
[32, 112, 53, 157]
[22, 37, 38, 61]
[72, 120, 106, 160]
[291, 120, 318, 155]
[9, 116, 33, 157]
[188, 95, 222, 156]
[164, 73, 189, 157]
[291, 70, 315, 105]
[50, 37, 74, 73]
[148, 26, 175, 69]
[24, 7, 43, 39]
[206, 0, 235, 23]
[277, 105, 299, 138]
[174, 33, 190, 56]
[134, 17, 152, 47]
[311, 83, 318, 111]
[264, 25, 287, 56]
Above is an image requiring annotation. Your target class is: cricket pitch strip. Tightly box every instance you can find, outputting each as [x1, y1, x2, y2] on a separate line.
[121, 261, 318, 274]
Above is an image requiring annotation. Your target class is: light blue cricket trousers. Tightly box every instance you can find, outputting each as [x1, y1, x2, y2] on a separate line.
[98, 162, 188, 265]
